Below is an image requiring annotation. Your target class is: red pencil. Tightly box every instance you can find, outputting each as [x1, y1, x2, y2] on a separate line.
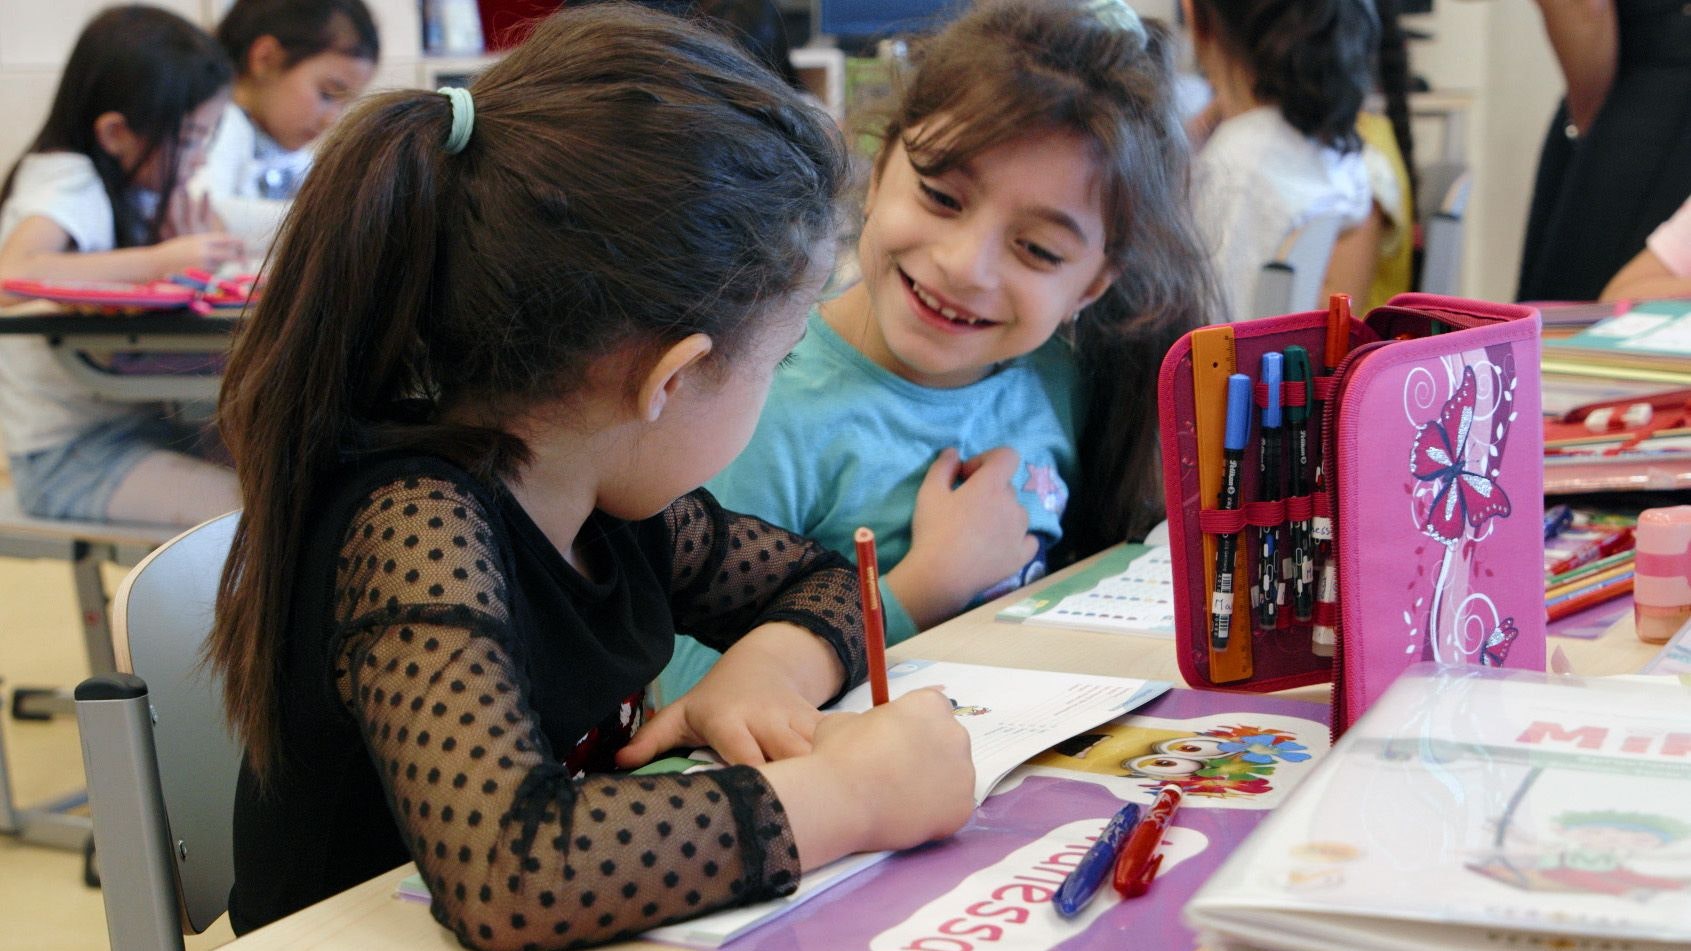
[854, 527, 890, 706]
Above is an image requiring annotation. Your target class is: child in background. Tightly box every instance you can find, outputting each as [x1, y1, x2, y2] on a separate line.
[0, 6, 241, 525]
[661, 0, 1213, 701]
[1183, 0, 1377, 321]
[191, 0, 379, 250]
[210, 5, 973, 945]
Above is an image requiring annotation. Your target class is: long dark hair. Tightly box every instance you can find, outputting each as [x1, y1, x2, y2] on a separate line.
[1189, 0, 1378, 153]
[211, 3, 846, 778]
[872, 0, 1215, 553]
[0, 6, 231, 247]
[1374, 0, 1417, 210]
[216, 0, 380, 72]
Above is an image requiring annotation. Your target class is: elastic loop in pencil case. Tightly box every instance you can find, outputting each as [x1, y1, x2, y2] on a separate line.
[1284, 493, 1315, 521]
[1313, 599, 1340, 628]
[1313, 376, 1339, 403]
[1197, 499, 1294, 535]
[1253, 380, 1309, 409]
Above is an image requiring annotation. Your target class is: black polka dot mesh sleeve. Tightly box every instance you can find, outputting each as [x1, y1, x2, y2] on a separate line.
[332, 477, 801, 950]
[663, 490, 868, 695]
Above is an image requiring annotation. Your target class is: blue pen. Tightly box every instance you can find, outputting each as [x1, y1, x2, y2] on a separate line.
[1210, 374, 1252, 650]
[1544, 504, 1574, 541]
[1052, 800, 1141, 918]
[1255, 353, 1284, 630]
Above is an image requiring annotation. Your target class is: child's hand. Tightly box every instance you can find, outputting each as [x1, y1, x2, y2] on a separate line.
[809, 688, 975, 852]
[151, 233, 245, 276]
[616, 629, 830, 769]
[161, 188, 227, 238]
[887, 446, 1037, 628]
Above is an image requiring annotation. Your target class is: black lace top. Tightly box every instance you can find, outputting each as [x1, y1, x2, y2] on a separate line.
[229, 455, 867, 949]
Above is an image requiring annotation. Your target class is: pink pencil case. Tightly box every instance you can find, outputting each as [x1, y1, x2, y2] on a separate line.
[1158, 293, 1547, 734]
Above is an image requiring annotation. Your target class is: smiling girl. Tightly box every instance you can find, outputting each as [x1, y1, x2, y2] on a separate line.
[660, 0, 1214, 701]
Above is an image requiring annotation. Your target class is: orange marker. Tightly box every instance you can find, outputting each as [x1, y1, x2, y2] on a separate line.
[854, 527, 890, 706]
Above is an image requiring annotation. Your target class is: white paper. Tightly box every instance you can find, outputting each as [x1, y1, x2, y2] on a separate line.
[1029, 545, 1178, 637]
[833, 659, 1168, 803]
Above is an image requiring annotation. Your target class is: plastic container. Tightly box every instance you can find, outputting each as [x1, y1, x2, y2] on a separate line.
[1633, 505, 1691, 644]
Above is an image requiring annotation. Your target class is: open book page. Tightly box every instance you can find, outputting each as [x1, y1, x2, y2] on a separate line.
[638, 662, 1167, 948]
[1188, 666, 1691, 950]
[831, 659, 1169, 803]
[998, 544, 1177, 637]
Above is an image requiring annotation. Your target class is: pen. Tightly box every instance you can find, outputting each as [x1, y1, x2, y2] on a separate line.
[1112, 783, 1183, 898]
[1256, 352, 1284, 630]
[1543, 504, 1574, 540]
[1546, 527, 1636, 576]
[1051, 800, 1141, 917]
[1211, 375, 1252, 650]
[854, 527, 890, 706]
[1311, 295, 1353, 656]
[1283, 347, 1314, 622]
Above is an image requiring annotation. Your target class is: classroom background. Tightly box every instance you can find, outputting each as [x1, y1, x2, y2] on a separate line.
[0, 0, 1627, 948]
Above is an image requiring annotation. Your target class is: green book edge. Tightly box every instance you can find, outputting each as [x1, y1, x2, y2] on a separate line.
[995, 542, 1146, 623]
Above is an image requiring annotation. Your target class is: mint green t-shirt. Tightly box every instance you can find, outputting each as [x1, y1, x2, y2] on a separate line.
[658, 308, 1083, 702]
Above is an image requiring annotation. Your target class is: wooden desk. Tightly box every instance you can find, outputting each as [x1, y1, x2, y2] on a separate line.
[218, 549, 1663, 949]
[0, 302, 236, 402]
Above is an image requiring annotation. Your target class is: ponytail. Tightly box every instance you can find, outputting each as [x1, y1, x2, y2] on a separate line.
[209, 3, 844, 780]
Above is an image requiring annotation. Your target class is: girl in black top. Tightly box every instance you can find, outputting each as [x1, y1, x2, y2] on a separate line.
[208, 6, 975, 949]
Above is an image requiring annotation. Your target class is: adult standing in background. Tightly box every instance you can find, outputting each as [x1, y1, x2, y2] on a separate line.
[1516, 0, 1691, 302]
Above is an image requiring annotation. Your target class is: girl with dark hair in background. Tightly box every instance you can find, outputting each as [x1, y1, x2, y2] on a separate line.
[1184, 0, 1379, 320]
[190, 0, 379, 249]
[0, 5, 240, 525]
[210, 5, 972, 945]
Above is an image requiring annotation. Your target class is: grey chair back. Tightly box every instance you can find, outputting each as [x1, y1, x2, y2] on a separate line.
[1418, 162, 1473, 297]
[1252, 213, 1344, 318]
[75, 512, 242, 950]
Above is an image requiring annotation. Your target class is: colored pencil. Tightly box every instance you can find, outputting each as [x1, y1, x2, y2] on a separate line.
[853, 527, 890, 706]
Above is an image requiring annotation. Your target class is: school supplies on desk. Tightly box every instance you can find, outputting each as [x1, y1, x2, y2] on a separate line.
[1158, 293, 1546, 735]
[854, 527, 890, 706]
[996, 543, 1176, 636]
[1543, 298, 1691, 375]
[1051, 799, 1139, 917]
[831, 660, 1169, 804]
[703, 686, 1330, 951]
[1, 272, 259, 315]
[639, 661, 1171, 949]
[1111, 782, 1182, 898]
[1186, 664, 1691, 951]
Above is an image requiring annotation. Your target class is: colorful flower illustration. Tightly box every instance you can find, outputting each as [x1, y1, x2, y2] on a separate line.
[1217, 733, 1312, 765]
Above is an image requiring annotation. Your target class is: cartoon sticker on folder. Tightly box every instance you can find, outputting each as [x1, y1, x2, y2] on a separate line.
[1028, 715, 1316, 802]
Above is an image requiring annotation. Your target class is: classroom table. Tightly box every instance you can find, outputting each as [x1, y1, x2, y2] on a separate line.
[0, 301, 237, 403]
[215, 547, 1661, 950]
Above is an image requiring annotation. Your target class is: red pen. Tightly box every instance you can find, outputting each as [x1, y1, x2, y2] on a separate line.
[1112, 783, 1183, 898]
[854, 527, 890, 706]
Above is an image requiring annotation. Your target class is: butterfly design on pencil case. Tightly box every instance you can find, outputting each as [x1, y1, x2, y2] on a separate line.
[1478, 616, 1520, 667]
[1410, 358, 1517, 544]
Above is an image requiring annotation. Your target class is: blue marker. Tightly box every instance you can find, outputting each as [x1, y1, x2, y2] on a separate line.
[1211, 374, 1252, 650]
[1256, 353, 1284, 630]
[1052, 801, 1141, 917]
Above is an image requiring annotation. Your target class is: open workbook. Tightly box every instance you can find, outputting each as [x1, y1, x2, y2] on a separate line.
[1186, 664, 1691, 951]
[641, 660, 1169, 948]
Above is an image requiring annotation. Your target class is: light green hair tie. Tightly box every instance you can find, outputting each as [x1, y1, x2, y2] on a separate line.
[438, 86, 475, 155]
[1085, 0, 1145, 40]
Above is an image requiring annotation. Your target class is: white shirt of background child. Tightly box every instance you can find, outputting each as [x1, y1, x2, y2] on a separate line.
[1193, 106, 1371, 322]
[0, 152, 153, 457]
